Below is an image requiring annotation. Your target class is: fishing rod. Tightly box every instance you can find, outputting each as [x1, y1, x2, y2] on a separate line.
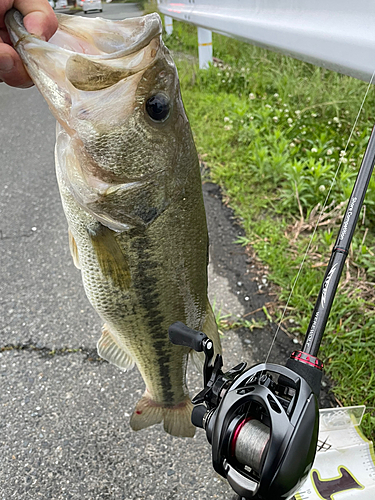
[168, 123, 375, 500]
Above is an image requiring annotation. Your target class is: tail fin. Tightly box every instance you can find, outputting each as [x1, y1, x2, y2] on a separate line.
[163, 399, 195, 437]
[129, 393, 195, 438]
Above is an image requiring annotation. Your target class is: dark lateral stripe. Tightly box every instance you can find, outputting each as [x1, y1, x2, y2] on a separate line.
[131, 233, 175, 403]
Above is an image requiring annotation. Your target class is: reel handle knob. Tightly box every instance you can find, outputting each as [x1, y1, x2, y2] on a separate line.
[168, 321, 207, 352]
[191, 404, 207, 429]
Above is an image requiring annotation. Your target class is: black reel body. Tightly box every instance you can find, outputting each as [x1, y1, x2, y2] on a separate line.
[169, 322, 321, 500]
[206, 363, 319, 499]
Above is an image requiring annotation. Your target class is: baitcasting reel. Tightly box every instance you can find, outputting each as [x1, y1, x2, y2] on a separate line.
[169, 321, 323, 500]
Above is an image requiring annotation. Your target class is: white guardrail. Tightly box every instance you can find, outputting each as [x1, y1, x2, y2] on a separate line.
[157, 0, 375, 80]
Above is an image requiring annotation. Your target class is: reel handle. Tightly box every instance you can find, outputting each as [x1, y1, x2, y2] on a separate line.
[168, 321, 208, 351]
[168, 322, 216, 387]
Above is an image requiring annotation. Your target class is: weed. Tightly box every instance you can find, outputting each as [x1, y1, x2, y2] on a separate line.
[211, 297, 267, 334]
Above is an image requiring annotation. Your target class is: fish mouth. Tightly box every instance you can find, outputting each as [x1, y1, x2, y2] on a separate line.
[5, 9, 162, 94]
[6, 9, 161, 56]
[5, 9, 166, 232]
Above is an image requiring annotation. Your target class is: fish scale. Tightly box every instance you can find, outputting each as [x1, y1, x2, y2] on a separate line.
[6, 8, 222, 437]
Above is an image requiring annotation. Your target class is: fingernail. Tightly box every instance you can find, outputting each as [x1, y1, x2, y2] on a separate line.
[0, 54, 14, 72]
[19, 81, 34, 89]
[29, 32, 47, 42]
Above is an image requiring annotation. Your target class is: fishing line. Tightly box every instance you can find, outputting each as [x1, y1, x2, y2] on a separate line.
[263, 69, 375, 365]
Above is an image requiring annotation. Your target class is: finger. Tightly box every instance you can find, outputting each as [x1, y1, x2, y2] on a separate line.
[0, 42, 33, 87]
[0, 1, 57, 88]
[13, 0, 58, 40]
[0, 26, 11, 45]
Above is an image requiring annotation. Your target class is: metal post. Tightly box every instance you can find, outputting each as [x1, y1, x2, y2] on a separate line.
[164, 15, 173, 35]
[197, 27, 212, 69]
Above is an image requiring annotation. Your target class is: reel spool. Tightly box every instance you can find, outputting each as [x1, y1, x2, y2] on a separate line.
[232, 419, 270, 473]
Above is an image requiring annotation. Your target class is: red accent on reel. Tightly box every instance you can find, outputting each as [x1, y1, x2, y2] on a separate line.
[290, 351, 324, 370]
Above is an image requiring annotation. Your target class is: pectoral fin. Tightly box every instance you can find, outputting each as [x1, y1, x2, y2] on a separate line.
[68, 229, 80, 269]
[97, 324, 135, 371]
[87, 222, 131, 290]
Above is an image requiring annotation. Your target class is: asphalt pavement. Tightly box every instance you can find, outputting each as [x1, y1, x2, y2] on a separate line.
[0, 3, 260, 499]
[0, 81, 235, 500]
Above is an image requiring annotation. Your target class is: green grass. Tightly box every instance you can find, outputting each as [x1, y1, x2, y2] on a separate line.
[150, 13, 375, 437]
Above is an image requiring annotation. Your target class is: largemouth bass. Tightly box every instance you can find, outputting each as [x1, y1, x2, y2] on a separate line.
[5, 9, 221, 438]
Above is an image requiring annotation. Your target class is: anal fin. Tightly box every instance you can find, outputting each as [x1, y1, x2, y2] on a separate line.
[97, 325, 135, 372]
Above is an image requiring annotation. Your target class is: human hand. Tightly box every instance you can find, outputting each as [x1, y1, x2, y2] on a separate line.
[0, 0, 57, 87]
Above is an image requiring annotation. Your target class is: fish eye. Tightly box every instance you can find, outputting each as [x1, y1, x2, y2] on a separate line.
[145, 93, 170, 122]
